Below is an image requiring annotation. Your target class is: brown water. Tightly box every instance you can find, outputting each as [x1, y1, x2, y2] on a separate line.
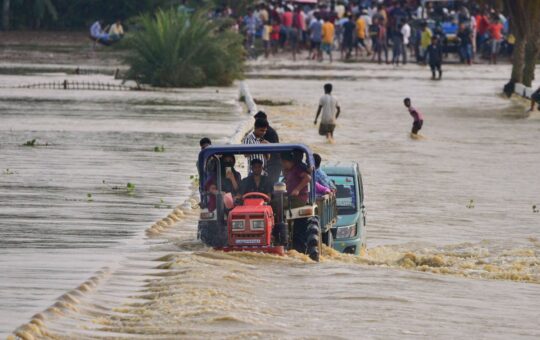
[0, 70, 245, 338]
[6, 61, 540, 339]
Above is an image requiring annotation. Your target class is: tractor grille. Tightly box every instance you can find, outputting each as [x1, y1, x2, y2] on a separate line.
[235, 234, 261, 238]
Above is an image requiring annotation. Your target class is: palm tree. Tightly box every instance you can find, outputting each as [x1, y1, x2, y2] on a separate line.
[124, 8, 244, 87]
[30, 0, 58, 28]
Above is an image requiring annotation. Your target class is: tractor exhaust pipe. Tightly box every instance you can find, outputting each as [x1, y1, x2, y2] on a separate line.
[273, 182, 288, 247]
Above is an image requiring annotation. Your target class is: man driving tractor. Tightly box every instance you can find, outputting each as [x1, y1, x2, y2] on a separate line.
[239, 159, 273, 197]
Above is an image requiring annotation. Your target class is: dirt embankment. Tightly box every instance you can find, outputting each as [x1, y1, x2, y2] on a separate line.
[0, 31, 126, 67]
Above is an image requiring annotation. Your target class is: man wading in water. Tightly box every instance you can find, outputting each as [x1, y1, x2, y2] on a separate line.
[314, 83, 341, 144]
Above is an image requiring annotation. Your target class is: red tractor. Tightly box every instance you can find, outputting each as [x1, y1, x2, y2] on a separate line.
[197, 144, 337, 261]
[224, 193, 284, 255]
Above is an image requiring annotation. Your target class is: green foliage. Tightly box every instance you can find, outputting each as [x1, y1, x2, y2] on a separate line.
[87, 193, 93, 202]
[154, 145, 165, 152]
[123, 8, 244, 88]
[189, 175, 200, 187]
[22, 138, 49, 147]
[23, 139, 36, 146]
[102, 180, 136, 195]
[126, 182, 136, 193]
[3, 0, 176, 29]
[154, 198, 172, 209]
[254, 98, 294, 106]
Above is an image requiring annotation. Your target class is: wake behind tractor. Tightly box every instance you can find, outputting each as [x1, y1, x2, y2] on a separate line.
[197, 144, 337, 262]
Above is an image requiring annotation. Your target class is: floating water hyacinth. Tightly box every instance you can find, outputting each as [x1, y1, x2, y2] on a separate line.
[533, 205, 539, 213]
[467, 199, 475, 209]
[23, 139, 36, 146]
[253, 98, 294, 106]
[22, 139, 48, 147]
[154, 198, 172, 209]
[126, 183, 135, 194]
[154, 145, 165, 152]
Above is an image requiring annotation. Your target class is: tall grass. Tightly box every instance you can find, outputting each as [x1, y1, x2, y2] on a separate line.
[124, 8, 244, 87]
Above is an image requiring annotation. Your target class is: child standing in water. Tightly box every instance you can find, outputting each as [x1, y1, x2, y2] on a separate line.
[404, 98, 424, 137]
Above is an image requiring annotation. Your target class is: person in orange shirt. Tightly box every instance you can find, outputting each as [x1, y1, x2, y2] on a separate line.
[321, 19, 335, 62]
[355, 12, 371, 57]
[488, 16, 503, 65]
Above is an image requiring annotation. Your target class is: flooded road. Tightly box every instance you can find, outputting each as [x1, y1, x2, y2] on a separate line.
[4, 61, 540, 339]
[0, 71, 245, 337]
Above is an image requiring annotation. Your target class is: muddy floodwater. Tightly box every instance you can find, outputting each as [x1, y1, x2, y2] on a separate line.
[2, 61, 540, 339]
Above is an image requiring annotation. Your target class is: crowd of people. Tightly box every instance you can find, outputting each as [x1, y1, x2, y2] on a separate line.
[214, 1, 511, 66]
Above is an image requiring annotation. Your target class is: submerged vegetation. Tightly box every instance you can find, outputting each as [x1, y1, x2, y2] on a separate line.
[102, 180, 136, 195]
[23, 139, 37, 147]
[254, 98, 294, 106]
[22, 138, 48, 147]
[154, 145, 165, 152]
[123, 8, 244, 88]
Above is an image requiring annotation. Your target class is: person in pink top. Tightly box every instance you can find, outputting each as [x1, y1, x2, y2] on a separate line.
[282, 7, 293, 28]
[315, 182, 332, 196]
[281, 6, 293, 49]
[404, 97, 424, 136]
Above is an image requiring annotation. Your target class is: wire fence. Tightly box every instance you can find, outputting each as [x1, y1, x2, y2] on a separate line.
[1, 67, 179, 92]
[14, 80, 136, 91]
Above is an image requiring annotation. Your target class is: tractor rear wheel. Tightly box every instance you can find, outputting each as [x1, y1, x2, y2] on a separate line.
[306, 221, 321, 262]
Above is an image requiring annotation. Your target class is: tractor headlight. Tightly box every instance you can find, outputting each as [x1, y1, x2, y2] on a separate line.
[336, 225, 357, 239]
[251, 219, 265, 230]
[232, 220, 245, 230]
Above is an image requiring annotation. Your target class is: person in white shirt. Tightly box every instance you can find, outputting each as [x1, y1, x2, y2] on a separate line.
[401, 20, 411, 64]
[108, 19, 124, 41]
[314, 83, 341, 144]
[90, 20, 108, 40]
[470, 16, 477, 54]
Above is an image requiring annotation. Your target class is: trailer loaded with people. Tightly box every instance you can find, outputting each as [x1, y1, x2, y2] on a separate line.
[197, 144, 338, 262]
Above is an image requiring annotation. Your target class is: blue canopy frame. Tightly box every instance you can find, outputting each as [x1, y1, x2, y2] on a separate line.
[197, 143, 317, 203]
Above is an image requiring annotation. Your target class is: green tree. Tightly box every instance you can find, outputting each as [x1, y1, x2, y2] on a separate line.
[31, 0, 58, 28]
[123, 8, 244, 87]
[2, 0, 9, 30]
[210, 0, 257, 15]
